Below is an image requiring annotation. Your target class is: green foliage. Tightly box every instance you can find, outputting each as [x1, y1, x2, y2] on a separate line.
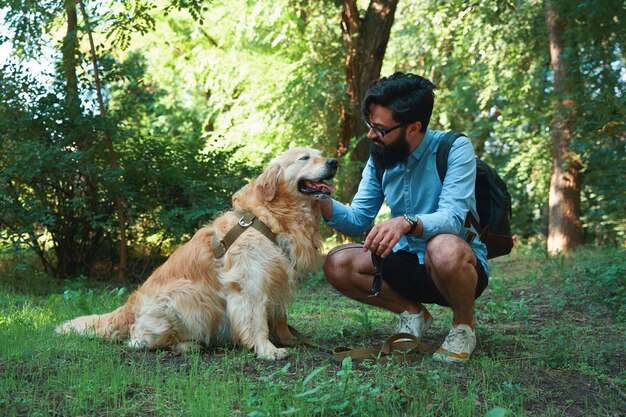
[557, 246, 626, 320]
[0, 49, 250, 278]
[106, 52, 253, 246]
[384, 0, 625, 242]
[1, 0, 625, 279]
[127, 0, 344, 167]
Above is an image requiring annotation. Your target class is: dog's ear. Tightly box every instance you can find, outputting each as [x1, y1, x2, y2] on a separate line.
[256, 163, 282, 201]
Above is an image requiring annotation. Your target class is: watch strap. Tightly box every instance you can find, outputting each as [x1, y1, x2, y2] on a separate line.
[403, 214, 418, 235]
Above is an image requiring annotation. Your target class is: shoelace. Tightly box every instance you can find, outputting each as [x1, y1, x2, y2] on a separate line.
[398, 313, 422, 332]
[399, 315, 411, 330]
[443, 327, 467, 350]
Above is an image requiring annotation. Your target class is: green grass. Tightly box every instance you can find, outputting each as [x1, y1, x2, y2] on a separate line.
[1, 245, 625, 416]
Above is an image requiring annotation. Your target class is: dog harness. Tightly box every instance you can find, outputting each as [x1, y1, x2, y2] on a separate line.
[211, 210, 277, 258]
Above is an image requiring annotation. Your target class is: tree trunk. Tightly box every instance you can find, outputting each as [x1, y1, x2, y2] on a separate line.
[53, 0, 82, 278]
[545, 1, 583, 254]
[338, 0, 398, 199]
[79, 0, 128, 282]
[62, 0, 81, 121]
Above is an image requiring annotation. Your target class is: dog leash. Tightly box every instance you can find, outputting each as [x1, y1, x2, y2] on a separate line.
[211, 210, 277, 258]
[288, 247, 433, 362]
[287, 325, 434, 363]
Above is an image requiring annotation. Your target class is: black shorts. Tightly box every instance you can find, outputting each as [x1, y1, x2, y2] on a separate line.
[380, 250, 488, 306]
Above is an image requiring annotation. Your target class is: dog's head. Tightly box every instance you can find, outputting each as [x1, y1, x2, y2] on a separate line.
[256, 147, 338, 202]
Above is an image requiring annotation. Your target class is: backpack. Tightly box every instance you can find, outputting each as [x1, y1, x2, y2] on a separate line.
[374, 131, 513, 259]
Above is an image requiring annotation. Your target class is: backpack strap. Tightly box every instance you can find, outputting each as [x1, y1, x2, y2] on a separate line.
[435, 131, 487, 239]
[435, 130, 466, 183]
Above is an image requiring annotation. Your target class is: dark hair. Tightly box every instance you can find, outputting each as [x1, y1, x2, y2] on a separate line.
[362, 72, 435, 133]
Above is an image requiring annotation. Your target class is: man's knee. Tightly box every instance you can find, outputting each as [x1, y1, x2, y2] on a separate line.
[426, 234, 476, 274]
[324, 244, 363, 285]
[323, 249, 345, 287]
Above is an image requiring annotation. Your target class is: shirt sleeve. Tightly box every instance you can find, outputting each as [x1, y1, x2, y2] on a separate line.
[419, 137, 477, 239]
[325, 158, 385, 237]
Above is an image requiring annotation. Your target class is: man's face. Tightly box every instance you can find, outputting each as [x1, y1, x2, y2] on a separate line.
[366, 104, 411, 168]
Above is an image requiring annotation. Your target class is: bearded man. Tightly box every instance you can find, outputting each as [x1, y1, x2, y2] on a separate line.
[320, 72, 489, 363]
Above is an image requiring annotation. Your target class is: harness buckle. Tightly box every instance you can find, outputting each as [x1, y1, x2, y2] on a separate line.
[238, 216, 254, 228]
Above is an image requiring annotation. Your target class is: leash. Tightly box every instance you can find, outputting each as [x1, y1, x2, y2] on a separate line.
[288, 325, 434, 363]
[211, 210, 277, 258]
[288, 246, 433, 362]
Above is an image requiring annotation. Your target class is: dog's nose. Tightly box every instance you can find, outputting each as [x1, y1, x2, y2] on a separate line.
[326, 159, 338, 169]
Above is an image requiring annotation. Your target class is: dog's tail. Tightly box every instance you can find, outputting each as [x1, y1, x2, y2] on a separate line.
[55, 294, 137, 340]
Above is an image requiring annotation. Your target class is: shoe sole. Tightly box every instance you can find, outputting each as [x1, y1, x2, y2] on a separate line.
[432, 346, 472, 363]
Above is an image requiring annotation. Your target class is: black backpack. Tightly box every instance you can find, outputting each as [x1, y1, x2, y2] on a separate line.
[374, 131, 513, 259]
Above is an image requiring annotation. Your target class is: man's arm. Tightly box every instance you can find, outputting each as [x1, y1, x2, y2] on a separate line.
[322, 158, 385, 237]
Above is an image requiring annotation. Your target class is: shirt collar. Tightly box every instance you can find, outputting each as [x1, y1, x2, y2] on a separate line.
[409, 128, 433, 163]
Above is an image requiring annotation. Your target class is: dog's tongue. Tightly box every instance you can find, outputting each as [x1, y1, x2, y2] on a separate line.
[311, 181, 336, 192]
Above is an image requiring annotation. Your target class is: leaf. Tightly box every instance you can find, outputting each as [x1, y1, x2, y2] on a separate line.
[302, 366, 327, 387]
[294, 387, 320, 398]
[485, 407, 507, 417]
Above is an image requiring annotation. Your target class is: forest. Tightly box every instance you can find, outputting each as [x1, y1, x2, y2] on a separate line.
[1, 0, 623, 281]
[0, 1, 625, 416]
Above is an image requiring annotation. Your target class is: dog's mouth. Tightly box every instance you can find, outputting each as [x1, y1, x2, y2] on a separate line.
[298, 174, 337, 196]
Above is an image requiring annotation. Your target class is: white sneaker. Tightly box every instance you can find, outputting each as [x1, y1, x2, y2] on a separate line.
[432, 324, 476, 363]
[396, 309, 433, 338]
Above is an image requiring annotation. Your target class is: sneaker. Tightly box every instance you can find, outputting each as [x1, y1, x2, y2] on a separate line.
[396, 309, 433, 338]
[432, 324, 476, 363]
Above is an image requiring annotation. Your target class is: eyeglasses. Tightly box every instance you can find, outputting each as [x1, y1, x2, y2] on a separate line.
[364, 118, 405, 139]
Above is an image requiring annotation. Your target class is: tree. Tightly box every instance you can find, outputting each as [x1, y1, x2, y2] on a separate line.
[544, 0, 583, 254]
[337, 0, 399, 199]
[78, 0, 129, 281]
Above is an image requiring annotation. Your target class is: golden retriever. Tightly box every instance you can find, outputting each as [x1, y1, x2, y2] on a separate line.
[56, 147, 338, 360]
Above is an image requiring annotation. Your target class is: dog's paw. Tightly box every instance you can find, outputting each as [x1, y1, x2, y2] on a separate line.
[127, 338, 148, 350]
[257, 346, 289, 360]
[174, 341, 201, 354]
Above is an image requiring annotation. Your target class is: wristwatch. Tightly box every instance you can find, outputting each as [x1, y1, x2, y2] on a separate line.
[403, 214, 418, 236]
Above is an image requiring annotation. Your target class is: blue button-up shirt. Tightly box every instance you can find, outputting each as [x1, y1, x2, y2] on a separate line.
[326, 129, 489, 276]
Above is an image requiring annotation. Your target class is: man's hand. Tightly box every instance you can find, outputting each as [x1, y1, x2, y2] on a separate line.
[319, 198, 333, 221]
[363, 216, 411, 258]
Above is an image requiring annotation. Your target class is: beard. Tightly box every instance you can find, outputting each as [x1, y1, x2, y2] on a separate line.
[370, 130, 410, 169]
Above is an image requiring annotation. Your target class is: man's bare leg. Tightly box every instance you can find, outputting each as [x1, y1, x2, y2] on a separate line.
[425, 234, 479, 329]
[324, 246, 425, 315]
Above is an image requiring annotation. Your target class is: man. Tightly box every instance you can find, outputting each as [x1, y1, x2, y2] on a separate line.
[320, 72, 489, 363]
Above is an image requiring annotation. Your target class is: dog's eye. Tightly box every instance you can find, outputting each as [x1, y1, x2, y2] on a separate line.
[299, 155, 310, 161]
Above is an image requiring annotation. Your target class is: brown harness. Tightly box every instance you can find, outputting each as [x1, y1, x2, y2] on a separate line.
[211, 211, 277, 258]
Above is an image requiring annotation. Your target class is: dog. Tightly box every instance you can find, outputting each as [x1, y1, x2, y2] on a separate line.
[56, 147, 338, 360]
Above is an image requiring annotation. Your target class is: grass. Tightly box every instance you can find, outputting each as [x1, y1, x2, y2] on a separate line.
[0, 245, 624, 416]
